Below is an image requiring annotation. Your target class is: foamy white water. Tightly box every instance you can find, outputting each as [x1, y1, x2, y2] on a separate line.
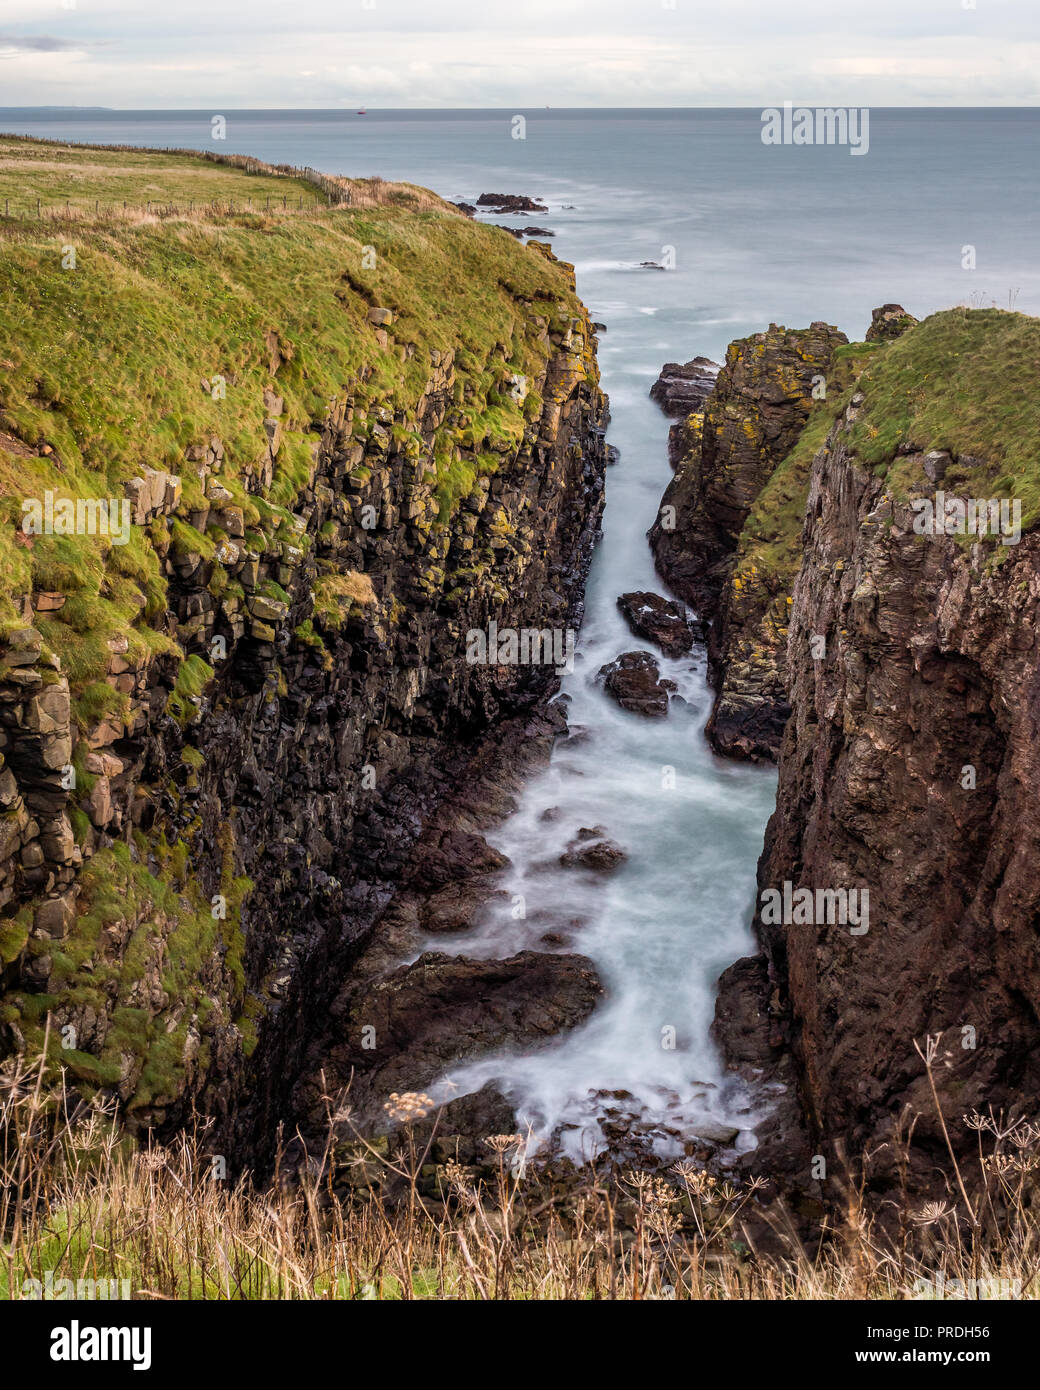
[412, 321, 778, 1161]
[15, 108, 1034, 1160]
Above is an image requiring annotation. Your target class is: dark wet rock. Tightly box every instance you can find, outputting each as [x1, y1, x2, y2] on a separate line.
[424, 1086, 519, 1162]
[452, 201, 477, 217]
[597, 650, 675, 717]
[649, 356, 721, 418]
[560, 829, 626, 872]
[421, 883, 509, 934]
[575, 825, 607, 841]
[493, 224, 556, 240]
[327, 949, 603, 1123]
[713, 954, 812, 1187]
[689, 1121, 740, 1146]
[476, 193, 548, 214]
[558, 724, 591, 749]
[561, 842, 626, 872]
[617, 590, 695, 657]
[406, 830, 509, 892]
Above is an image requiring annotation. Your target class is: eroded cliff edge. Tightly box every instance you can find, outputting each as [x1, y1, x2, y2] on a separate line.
[0, 140, 608, 1154]
[705, 307, 1040, 1197]
[649, 321, 850, 761]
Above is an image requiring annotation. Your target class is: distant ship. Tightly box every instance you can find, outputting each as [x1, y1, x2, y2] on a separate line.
[357, 107, 367, 115]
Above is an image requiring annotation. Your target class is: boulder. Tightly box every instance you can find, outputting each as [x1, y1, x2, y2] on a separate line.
[617, 591, 697, 656]
[598, 650, 675, 717]
[559, 830, 626, 872]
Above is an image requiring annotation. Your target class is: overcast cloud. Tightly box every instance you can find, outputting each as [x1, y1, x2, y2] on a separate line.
[0, 0, 1037, 108]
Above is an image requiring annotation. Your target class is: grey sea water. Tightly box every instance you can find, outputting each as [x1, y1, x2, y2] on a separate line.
[6, 108, 1038, 1155]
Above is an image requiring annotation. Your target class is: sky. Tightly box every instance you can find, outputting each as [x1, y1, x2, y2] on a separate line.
[0, 0, 1038, 109]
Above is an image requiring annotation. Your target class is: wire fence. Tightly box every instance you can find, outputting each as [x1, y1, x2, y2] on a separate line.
[0, 137, 451, 230]
[0, 141, 357, 224]
[0, 187, 353, 224]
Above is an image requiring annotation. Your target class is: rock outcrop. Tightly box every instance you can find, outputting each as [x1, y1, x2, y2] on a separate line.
[649, 322, 849, 760]
[649, 357, 720, 419]
[0, 143, 609, 1160]
[314, 948, 603, 1130]
[476, 193, 548, 215]
[716, 307, 1040, 1198]
[865, 302, 918, 342]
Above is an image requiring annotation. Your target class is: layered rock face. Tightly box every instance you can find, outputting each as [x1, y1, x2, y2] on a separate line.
[649, 357, 720, 420]
[650, 322, 847, 759]
[0, 198, 607, 1151]
[717, 311, 1040, 1192]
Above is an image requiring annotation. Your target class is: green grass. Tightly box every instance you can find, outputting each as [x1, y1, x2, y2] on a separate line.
[848, 308, 1040, 529]
[0, 137, 323, 215]
[732, 342, 881, 597]
[0, 137, 594, 1110]
[0, 135, 587, 730]
[4, 829, 252, 1109]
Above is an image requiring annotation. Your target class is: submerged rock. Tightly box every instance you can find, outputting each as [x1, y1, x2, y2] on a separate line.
[597, 650, 676, 717]
[617, 590, 697, 657]
[331, 949, 604, 1122]
[476, 192, 548, 214]
[559, 828, 627, 872]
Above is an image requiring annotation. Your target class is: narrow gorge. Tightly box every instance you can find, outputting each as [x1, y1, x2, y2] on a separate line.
[3, 139, 1040, 1232]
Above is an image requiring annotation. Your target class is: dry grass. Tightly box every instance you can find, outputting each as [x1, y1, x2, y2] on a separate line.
[0, 134, 459, 228]
[1, 1035, 1037, 1301]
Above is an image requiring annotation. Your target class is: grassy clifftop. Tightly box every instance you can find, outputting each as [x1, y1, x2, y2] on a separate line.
[0, 137, 602, 1115]
[0, 136, 583, 713]
[731, 308, 1038, 613]
[847, 307, 1040, 529]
